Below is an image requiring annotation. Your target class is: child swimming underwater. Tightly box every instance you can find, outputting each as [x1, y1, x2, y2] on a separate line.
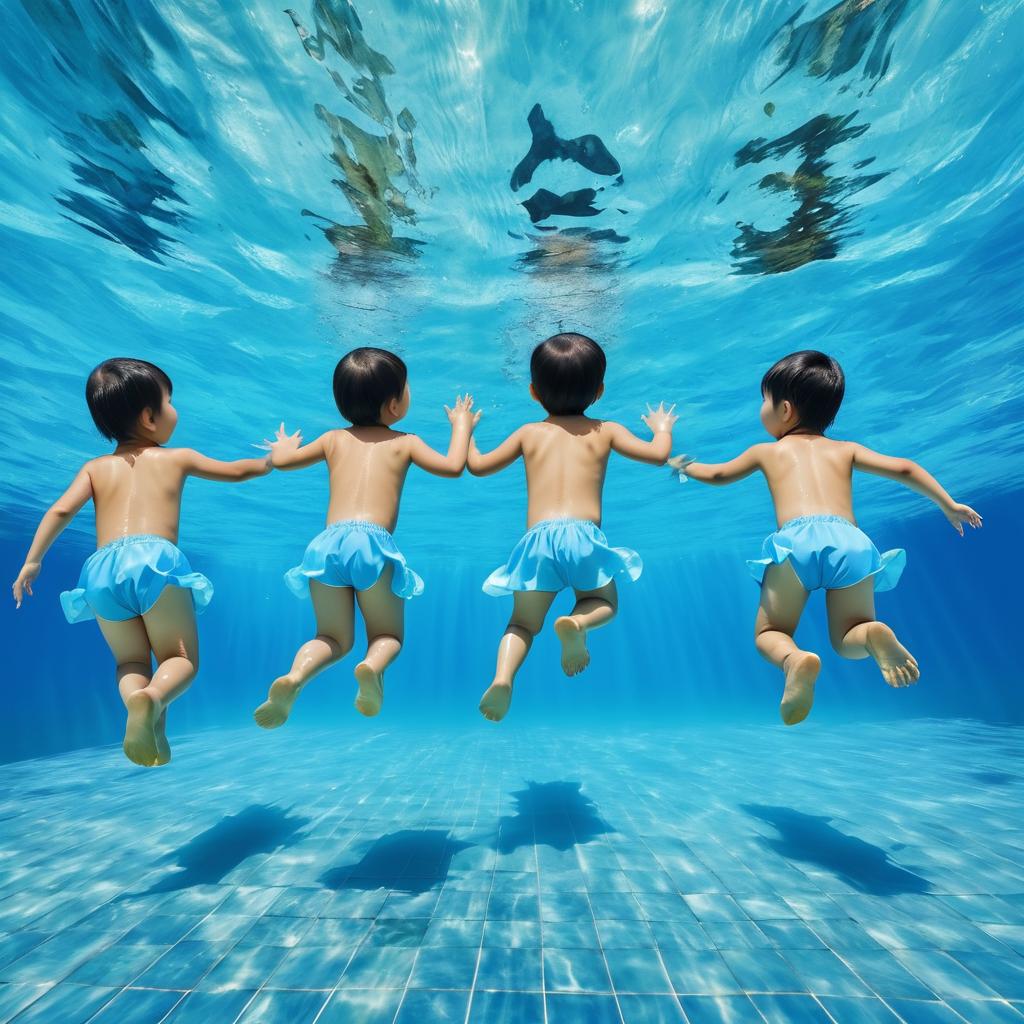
[471, 332, 677, 722]
[254, 347, 477, 727]
[11, 358, 283, 767]
[670, 350, 982, 725]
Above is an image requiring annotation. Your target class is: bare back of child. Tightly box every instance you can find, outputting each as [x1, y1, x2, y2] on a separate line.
[672, 350, 981, 725]
[12, 359, 280, 767]
[254, 347, 477, 728]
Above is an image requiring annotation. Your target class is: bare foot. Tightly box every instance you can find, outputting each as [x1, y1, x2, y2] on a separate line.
[780, 651, 821, 726]
[479, 682, 512, 722]
[865, 622, 919, 688]
[154, 713, 171, 766]
[124, 690, 160, 767]
[254, 676, 300, 729]
[554, 616, 590, 676]
[354, 662, 383, 717]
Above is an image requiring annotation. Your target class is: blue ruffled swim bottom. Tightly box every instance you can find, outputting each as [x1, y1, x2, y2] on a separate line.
[483, 517, 643, 596]
[284, 519, 424, 600]
[60, 534, 213, 624]
[747, 514, 905, 592]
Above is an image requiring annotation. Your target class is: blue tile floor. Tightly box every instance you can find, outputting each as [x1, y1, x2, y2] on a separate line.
[0, 719, 1022, 1023]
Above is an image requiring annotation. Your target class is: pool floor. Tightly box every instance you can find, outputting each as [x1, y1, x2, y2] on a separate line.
[0, 719, 1022, 1023]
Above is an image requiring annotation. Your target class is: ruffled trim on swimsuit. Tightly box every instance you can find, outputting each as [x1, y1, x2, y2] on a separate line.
[746, 540, 906, 593]
[60, 564, 214, 624]
[482, 518, 643, 596]
[284, 520, 424, 601]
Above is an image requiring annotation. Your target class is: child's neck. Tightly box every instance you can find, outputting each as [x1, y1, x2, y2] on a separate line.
[115, 438, 161, 452]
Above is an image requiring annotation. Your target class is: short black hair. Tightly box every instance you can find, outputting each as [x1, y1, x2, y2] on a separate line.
[86, 358, 173, 442]
[761, 350, 845, 434]
[333, 347, 408, 426]
[530, 332, 606, 416]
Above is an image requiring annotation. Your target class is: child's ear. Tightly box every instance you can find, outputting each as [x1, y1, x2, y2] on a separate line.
[529, 383, 540, 403]
[140, 407, 158, 431]
[781, 399, 795, 423]
[596, 382, 605, 400]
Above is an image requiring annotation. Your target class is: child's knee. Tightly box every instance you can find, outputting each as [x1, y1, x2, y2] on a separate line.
[117, 659, 151, 675]
[509, 616, 543, 638]
[368, 633, 402, 652]
[754, 622, 775, 641]
[319, 632, 353, 656]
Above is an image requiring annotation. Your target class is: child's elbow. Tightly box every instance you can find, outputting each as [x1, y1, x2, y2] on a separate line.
[895, 459, 917, 478]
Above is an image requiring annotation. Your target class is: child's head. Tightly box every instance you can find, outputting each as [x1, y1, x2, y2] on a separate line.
[333, 347, 410, 426]
[760, 350, 844, 438]
[530, 332, 606, 416]
[86, 358, 176, 444]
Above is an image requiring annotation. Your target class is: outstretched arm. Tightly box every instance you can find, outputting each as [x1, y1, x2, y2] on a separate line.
[670, 444, 765, 485]
[851, 444, 982, 535]
[608, 403, 678, 465]
[409, 395, 479, 478]
[179, 447, 273, 482]
[467, 427, 524, 477]
[13, 467, 93, 606]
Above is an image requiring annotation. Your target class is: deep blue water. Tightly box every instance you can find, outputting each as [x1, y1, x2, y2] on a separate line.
[1, 1, 1023, 1021]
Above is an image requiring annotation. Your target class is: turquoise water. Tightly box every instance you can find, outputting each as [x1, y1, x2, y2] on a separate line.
[1, 1, 1023, 1021]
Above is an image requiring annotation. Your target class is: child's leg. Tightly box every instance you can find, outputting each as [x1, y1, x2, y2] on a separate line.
[479, 590, 557, 722]
[96, 615, 167, 767]
[754, 561, 819, 725]
[137, 587, 200, 763]
[554, 581, 617, 676]
[826, 578, 919, 687]
[255, 581, 355, 729]
[353, 566, 404, 717]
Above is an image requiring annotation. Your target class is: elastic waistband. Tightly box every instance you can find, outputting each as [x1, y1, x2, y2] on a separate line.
[527, 517, 601, 532]
[93, 533, 178, 554]
[777, 514, 858, 531]
[325, 519, 394, 538]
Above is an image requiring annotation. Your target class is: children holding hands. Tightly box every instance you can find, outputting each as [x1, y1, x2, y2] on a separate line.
[12, 340, 980, 764]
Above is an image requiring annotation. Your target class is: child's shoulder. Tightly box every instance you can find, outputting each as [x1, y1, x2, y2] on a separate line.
[332, 426, 410, 449]
[528, 415, 605, 431]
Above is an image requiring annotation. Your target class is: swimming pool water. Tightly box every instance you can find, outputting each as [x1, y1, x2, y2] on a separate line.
[1, 721, 1023, 1023]
[2, 1, 1023, 1022]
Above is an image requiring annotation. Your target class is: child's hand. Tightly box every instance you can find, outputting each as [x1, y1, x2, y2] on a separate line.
[943, 502, 982, 536]
[668, 454, 696, 482]
[12, 562, 40, 608]
[260, 423, 303, 467]
[445, 394, 481, 430]
[642, 402, 678, 434]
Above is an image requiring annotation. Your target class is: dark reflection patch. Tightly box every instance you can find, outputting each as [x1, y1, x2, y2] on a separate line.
[510, 103, 626, 273]
[287, 0, 432, 267]
[731, 111, 888, 275]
